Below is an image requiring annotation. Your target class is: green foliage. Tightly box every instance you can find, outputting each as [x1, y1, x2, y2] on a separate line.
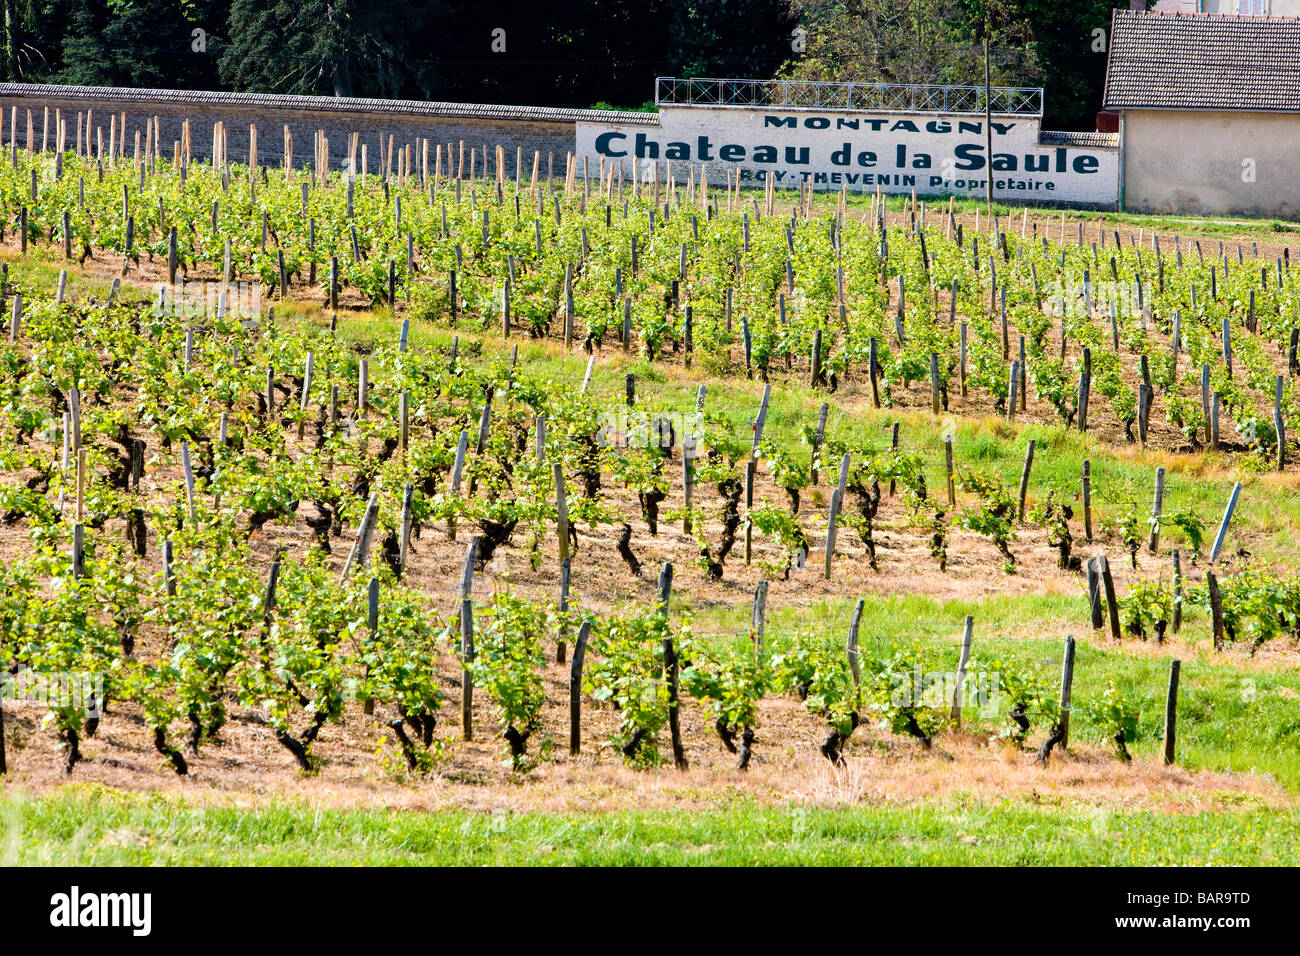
[362, 583, 448, 773]
[4, 102, 1300, 798]
[861, 650, 946, 747]
[970, 656, 1059, 744]
[1168, 507, 1206, 564]
[1103, 486, 1143, 569]
[587, 608, 673, 765]
[681, 641, 770, 764]
[768, 629, 824, 701]
[758, 438, 810, 511]
[1118, 578, 1171, 641]
[238, 554, 358, 772]
[748, 502, 809, 579]
[1083, 680, 1145, 761]
[472, 591, 549, 768]
[956, 467, 1016, 573]
[1189, 566, 1300, 650]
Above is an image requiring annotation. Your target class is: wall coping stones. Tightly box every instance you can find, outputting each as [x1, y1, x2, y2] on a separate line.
[0, 82, 662, 127]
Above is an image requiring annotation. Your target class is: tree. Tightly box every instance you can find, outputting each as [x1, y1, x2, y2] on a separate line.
[779, 0, 1115, 131]
[56, 0, 112, 87]
[57, 0, 220, 89]
[1010, 0, 1115, 131]
[667, 0, 794, 80]
[3, 0, 71, 82]
[778, 0, 1040, 89]
[1, 0, 801, 108]
[220, 0, 422, 97]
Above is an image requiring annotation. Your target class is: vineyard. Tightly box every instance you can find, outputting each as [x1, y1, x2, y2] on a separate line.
[1, 120, 1300, 864]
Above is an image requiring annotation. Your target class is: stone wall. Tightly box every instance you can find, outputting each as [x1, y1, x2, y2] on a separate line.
[0, 83, 657, 179]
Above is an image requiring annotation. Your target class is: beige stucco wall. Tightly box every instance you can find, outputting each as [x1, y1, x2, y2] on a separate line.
[1122, 109, 1300, 220]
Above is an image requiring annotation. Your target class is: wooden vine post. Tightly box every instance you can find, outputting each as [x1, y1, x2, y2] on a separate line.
[179, 442, 196, 523]
[843, 599, 864, 695]
[467, 396, 492, 499]
[1149, 466, 1165, 553]
[72, 522, 85, 579]
[1211, 391, 1221, 449]
[1007, 359, 1019, 422]
[751, 383, 771, 457]
[657, 562, 687, 769]
[1016, 439, 1035, 521]
[363, 577, 378, 715]
[163, 540, 176, 598]
[824, 453, 850, 579]
[1058, 635, 1076, 748]
[950, 615, 974, 725]
[682, 436, 693, 534]
[959, 322, 968, 397]
[1078, 347, 1091, 433]
[398, 391, 409, 454]
[460, 597, 474, 741]
[888, 422, 899, 495]
[568, 620, 591, 756]
[1099, 555, 1121, 641]
[811, 329, 822, 388]
[751, 580, 769, 652]
[1201, 364, 1212, 445]
[554, 462, 570, 564]
[1081, 459, 1093, 541]
[1276, 375, 1287, 471]
[1087, 558, 1104, 630]
[1171, 549, 1183, 634]
[297, 351, 314, 440]
[1206, 569, 1226, 650]
[743, 460, 755, 564]
[944, 433, 956, 506]
[1162, 659, 1181, 766]
[929, 352, 941, 415]
[448, 429, 468, 541]
[340, 491, 380, 581]
[1209, 482, 1242, 565]
[811, 402, 828, 485]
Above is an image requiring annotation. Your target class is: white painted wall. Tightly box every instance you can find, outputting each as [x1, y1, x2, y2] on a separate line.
[576, 105, 1118, 207]
[1123, 110, 1300, 219]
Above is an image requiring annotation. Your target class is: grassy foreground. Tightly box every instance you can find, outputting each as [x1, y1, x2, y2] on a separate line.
[1, 788, 1295, 865]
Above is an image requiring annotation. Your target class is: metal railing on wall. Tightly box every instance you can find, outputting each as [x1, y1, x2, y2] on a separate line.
[654, 77, 1043, 116]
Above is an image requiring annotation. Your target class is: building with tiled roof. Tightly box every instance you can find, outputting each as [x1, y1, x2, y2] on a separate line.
[1104, 8, 1300, 217]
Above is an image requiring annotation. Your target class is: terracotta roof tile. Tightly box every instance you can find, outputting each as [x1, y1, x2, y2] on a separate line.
[1103, 10, 1300, 112]
[1039, 130, 1118, 148]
